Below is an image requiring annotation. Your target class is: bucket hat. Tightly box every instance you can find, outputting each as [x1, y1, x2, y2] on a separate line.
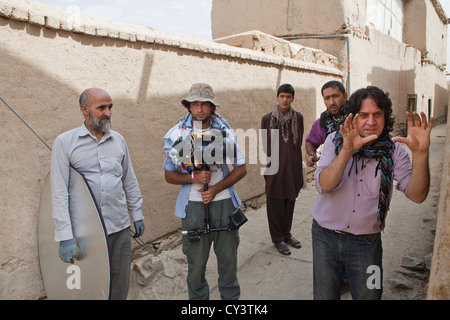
[181, 83, 219, 108]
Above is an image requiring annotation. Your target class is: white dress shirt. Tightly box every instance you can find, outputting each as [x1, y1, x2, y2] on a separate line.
[51, 123, 143, 241]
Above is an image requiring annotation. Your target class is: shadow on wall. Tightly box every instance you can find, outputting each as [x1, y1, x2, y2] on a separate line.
[0, 47, 76, 300]
[369, 66, 447, 133]
[434, 83, 449, 126]
[369, 66, 415, 136]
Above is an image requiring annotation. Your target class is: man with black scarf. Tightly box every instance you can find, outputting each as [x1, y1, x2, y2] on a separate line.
[311, 86, 434, 299]
[305, 81, 348, 167]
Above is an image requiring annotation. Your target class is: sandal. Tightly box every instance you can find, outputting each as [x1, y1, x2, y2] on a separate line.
[275, 241, 291, 255]
[286, 237, 302, 249]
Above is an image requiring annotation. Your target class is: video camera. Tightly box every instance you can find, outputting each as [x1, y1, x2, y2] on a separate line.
[171, 128, 236, 172]
[173, 127, 245, 242]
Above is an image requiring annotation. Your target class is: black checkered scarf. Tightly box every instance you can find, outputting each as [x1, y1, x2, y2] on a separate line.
[334, 130, 395, 229]
[269, 105, 300, 146]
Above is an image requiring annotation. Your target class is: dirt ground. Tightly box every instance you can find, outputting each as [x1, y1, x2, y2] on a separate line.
[129, 123, 447, 300]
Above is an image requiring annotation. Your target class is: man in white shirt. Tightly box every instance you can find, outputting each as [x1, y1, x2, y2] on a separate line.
[163, 83, 246, 300]
[51, 88, 145, 300]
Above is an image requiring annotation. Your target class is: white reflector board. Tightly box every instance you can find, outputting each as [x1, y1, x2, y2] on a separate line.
[38, 167, 110, 300]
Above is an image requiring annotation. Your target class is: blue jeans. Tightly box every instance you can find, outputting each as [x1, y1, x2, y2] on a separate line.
[311, 219, 383, 300]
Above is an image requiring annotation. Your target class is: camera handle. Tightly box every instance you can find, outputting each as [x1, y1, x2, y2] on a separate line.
[197, 164, 211, 234]
[181, 163, 249, 242]
[203, 183, 211, 233]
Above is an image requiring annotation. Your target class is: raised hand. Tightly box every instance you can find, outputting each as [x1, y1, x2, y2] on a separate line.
[392, 112, 433, 203]
[392, 112, 434, 154]
[318, 113, 378, 191]
[340, 113, 378, 154]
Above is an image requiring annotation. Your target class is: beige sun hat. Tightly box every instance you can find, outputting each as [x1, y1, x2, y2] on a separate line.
[181, 83, 219, 108]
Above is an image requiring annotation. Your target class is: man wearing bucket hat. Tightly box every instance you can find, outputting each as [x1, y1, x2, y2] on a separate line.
[163, 83, 247, 300]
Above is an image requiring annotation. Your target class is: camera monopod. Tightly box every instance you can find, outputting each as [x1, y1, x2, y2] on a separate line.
[181, 206, 248, 242]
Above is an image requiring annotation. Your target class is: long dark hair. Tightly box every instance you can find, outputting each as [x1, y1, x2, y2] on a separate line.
[347, 86, 395, 132]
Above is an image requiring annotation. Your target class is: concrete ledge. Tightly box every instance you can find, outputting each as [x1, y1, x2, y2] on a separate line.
[0, 0, 342, 76]
[215, 30, 342, 71]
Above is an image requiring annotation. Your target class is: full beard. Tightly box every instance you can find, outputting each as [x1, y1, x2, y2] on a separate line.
[90, 114, 111, 132]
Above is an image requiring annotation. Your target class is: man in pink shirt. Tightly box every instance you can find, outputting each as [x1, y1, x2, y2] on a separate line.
[311, 86, 434, 299]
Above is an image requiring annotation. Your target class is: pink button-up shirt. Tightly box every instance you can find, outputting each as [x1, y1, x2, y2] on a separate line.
[312, 132, 412, 235]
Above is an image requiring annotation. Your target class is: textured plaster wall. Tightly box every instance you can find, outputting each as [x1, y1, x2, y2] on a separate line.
[427, 110, 450, 299]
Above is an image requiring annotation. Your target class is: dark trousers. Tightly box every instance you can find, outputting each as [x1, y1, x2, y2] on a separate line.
[182, 199, 240, 300]
[311, 220, 383, 300]
[108, 227, 131, 300]
[266, 198, 295, 244]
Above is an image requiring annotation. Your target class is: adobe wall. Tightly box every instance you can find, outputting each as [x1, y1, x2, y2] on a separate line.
[404, 0, 448, 67]
[211, 0, 363, 39]
[0, 1, 342, 299]
[212, 0, 448, 129]
[427, 110, 450, 299]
